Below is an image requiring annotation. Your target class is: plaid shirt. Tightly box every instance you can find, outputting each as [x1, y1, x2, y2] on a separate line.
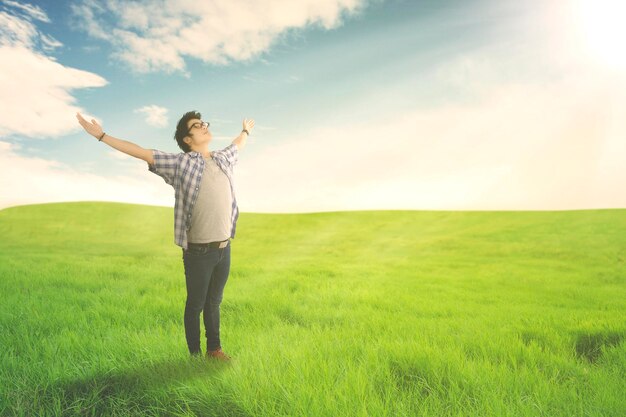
[147, 143, 239, 250]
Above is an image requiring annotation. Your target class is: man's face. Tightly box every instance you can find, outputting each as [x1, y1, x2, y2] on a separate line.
[185, 118, 211, 148]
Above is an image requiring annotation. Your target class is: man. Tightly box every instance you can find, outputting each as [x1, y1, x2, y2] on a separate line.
[76, 110, 255, 361]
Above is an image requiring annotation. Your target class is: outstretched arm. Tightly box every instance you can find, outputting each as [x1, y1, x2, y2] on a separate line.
[232, 118, 255, 150]
[76, 112, 153, 164]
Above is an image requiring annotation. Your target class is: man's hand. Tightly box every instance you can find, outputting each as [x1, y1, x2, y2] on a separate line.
[234, 118, 255, 150]
[243, 118, 255, 133]
[75, 112, 150, 161]
[76, 112, 103, 139]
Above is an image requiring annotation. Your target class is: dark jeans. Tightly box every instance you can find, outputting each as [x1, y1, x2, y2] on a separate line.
[182, 242, 231, 355]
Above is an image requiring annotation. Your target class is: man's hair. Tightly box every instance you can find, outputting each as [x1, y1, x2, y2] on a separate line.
[174, 110, 201, 153]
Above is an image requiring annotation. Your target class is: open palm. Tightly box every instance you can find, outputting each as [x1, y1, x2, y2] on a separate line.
[243, 118, 255, 132]
[76, 112, 103, 138]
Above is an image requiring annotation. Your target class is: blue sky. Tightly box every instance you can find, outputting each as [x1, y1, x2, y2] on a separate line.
[1, 0, 625, 212]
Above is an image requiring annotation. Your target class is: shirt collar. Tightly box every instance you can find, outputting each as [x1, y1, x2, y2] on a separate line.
[188, 151, 203, 158]
[189, 151, 217, 160]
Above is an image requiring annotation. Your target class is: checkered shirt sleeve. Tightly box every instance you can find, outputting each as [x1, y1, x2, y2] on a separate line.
[215, 143, 239, 167]
[147, 149, 180, 186]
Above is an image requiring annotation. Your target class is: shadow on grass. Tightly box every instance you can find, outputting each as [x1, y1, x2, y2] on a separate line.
[573, 330, 624, 363]
[40, 356, 243, 416]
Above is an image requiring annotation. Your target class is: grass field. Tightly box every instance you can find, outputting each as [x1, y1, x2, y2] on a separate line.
[0, 201, 624, 416]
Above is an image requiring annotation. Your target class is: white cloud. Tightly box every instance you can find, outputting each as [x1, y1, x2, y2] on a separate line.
[0, 4, 107, 138]
[0, 46, 108, 138]
[107, 149, 135, 161]
[0, 2, 59, 50]
[1, 0, 50, 23]
[70, 0, 370, 74]
[1, 70, 624, 213]
[0, 140, 173, 210]
[0, 8, 38, 48]
[39, 33, 62, 51]
[235, 73, 626, 212]
[134, 105, 169, 128]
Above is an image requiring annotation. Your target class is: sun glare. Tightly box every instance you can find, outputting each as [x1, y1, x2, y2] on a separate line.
[575, 0, 626, 69]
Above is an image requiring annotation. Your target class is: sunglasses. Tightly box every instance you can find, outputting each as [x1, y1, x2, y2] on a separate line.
[187, 121, 209, 134]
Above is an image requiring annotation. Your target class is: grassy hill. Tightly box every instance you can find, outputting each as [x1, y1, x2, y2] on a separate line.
[0, 202, 624, 416]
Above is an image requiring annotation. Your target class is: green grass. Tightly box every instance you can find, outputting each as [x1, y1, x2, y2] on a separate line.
[0, 201, 624, 416]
